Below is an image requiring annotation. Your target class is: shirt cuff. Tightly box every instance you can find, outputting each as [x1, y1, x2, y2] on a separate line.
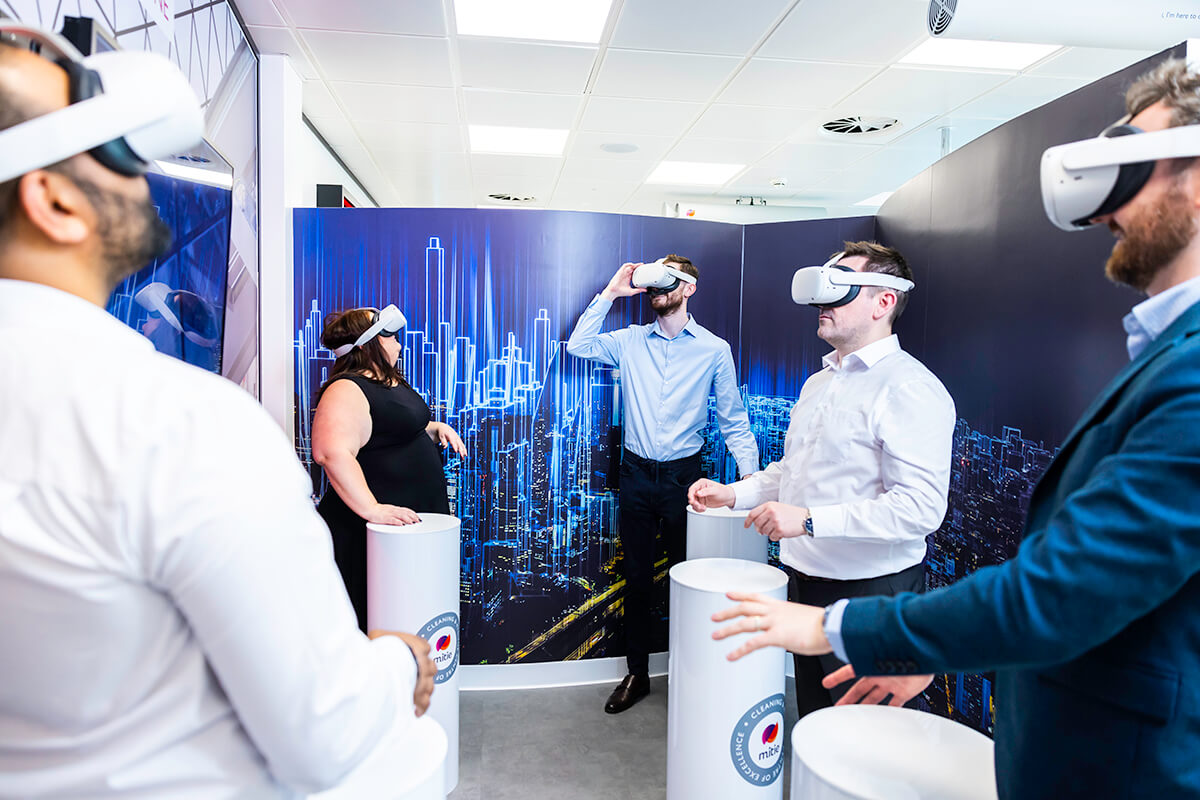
[588, 293, 613, 313]
[731, 478, 763, 510]
[737, 461, 758, 478]
[807, 503, 846, 538]
[823, 598, 850, 663]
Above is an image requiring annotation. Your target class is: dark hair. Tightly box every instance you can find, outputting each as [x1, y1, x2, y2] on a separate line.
[664, 253, 698, 281]
[837, 240, 913, 323]
[1125, 58, 1200, 174]
[316, 307, 407, 401]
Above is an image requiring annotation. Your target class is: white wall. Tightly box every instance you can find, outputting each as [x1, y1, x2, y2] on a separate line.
[296, 123, 377, 209]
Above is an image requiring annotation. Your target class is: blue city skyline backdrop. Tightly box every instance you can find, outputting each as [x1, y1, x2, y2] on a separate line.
[294, 207, 1060, 736]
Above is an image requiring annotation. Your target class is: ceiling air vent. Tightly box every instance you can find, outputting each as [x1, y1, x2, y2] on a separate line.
[821, 115, 900, 136]
[487, 193, 536, 203]
[927, 0, 957, 36]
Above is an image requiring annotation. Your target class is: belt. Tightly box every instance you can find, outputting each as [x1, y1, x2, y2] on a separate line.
[784, 562, 923, 585]
[622, 449, 700, 482]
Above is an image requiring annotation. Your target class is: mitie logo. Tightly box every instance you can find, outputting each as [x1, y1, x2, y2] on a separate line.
[728, 693, 785, 786]
[416, 611, 460, 684]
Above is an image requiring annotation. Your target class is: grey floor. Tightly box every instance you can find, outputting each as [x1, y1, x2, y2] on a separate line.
[448, 676, 799, 799]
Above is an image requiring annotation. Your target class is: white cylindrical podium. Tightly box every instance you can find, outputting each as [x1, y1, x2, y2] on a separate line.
[307, 715, 447, 800]
[367, 514, 462, 793]
[790, 706, 998, 800]
[668, 558, 789, 799]
[686, 506, 769, 563]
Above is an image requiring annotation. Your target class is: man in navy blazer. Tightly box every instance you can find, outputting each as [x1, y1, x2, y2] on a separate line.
[713, 59, 1200, 799]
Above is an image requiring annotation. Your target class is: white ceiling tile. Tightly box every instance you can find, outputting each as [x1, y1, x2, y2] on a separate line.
[839, 67, 1013, 117]
[592, 49, 741, 102]
[463, 90, 583, 128]
[955, 74, 1090, 120]
[299, 31, 453, 85]
[610, 0, 793, 56]
[358, 122, 466, 154]
[689, 104, 813, 141]
[667, 137, 776, 164]
[579, 97, 705, 137]
[302, 80, 341, 118]
[1029, 47, 1158, 79]
[813, 147, 937, 196]
[458, 41, 598, 94]
[333, 83, 460, 124]
[759, 0, 928, 64]
[382, 152, 472, 188]
[569, 131, 677, 162]
[557, 157, 655, 185]
[231, 0, 286, 27]
[285, 0, 445, 35]
[247, 27, 317, 78]
[719, 59, 879, 108]
[469, 154, 563, 180]
[726, 166, 841, 195]
[754, 141, 880, 173]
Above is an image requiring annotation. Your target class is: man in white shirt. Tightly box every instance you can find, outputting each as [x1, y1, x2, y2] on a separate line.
[0, 36, 434, 798]
[688, 241, 955, 716]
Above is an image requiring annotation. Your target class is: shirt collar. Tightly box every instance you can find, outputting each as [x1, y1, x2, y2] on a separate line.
[649, 314, 698, 340]
[822, 333, 900, 371]
[1122, 274, 1200, 360]
[0, 278, 154, 351]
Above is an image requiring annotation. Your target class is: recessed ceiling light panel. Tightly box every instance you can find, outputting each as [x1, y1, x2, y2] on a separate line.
[469, 125, 568, 156]
[646, 161, 745, 186]
[454, 0, 613, 43]
[900, 37, 1062, 70]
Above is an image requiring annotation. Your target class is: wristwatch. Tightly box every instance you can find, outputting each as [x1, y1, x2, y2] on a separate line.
[804, 513, 814, 535]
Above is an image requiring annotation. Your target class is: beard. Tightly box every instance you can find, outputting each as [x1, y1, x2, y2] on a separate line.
[650, 290, 684, 317]
[72, 174, 173, 288]
[1105, 176, 1195, 292]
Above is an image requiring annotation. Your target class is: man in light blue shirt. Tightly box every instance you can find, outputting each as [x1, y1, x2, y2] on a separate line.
[567, 255, 759, 713]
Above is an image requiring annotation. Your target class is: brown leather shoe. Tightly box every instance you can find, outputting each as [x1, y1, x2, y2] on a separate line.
[604, 673, 650, 714]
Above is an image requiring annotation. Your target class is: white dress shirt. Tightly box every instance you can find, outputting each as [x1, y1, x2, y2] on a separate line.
[566, 295, 759, 475]
[731, 335, 955, 579]
[1123, 274, 1200, 360]
[0, 280, 418, 798]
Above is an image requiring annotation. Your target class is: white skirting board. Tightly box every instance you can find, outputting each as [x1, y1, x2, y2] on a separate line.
[460, 652, 796, 691]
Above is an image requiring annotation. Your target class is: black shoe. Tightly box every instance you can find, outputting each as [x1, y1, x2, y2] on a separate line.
[604, 673, 650, 714]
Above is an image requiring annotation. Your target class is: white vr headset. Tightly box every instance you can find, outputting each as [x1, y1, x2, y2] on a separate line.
[631, 258, 697, 295]
[134, 281, 219, 348]
[331, 305, 408, 358]
[0, 22, 203, 183]
[791, 252, 915, 307]
[1041, 119, 1200, 231]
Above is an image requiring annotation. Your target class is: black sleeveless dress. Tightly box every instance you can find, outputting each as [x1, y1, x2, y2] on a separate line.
[317, 375, 451, 632]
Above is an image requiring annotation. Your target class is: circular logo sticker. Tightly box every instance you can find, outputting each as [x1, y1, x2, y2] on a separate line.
[729, 693, 785, 786]
[416, 611, 460, 684]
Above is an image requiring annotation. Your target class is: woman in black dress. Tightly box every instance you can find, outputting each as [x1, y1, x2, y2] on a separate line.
[311, 305, 466, 631]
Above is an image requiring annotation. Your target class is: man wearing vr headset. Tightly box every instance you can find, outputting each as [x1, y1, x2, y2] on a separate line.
[567, 256, 759, 714]
[712, 60, 1200, 799]
[0, 28, 437, 797]
[688, 241, 955, 717]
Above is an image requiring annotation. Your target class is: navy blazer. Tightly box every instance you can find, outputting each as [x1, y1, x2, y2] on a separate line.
[841, 300, 1200, 799]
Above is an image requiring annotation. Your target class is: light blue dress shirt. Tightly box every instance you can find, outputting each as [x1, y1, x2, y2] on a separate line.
[566, 294, 760, 476]
[825, 274, 1200, 663]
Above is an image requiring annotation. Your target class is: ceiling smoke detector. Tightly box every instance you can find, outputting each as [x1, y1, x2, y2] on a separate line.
[487, 192, 537, 203]
[821, 115, 901, 136]
[927, 0, 957, 36]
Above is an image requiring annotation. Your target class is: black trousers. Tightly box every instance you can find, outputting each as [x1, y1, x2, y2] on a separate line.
[618, 450, 703, 676]
[786, 561, 926, 718]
